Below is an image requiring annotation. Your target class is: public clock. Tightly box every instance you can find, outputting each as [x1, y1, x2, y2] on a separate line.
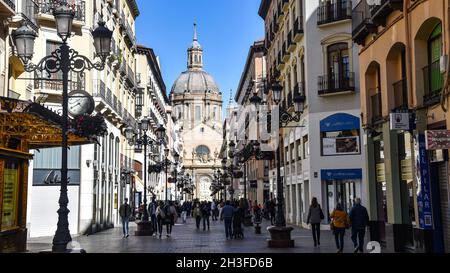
[68, 90, 95, 117]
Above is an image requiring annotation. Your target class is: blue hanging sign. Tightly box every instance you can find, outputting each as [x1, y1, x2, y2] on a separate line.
[320, 113, 360, 132]
[321, 169, 362, 180]
[414, 134, 434, 230]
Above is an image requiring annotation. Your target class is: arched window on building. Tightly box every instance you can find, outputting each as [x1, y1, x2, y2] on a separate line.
[196, 145, 210, 156]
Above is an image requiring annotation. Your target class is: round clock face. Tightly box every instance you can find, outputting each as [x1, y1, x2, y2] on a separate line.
[68, 90, 95, 117]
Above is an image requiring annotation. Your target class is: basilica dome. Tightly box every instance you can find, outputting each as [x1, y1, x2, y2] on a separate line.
[171, 70, 220, 94]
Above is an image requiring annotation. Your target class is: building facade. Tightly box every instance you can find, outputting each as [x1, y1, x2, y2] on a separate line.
[235, 40, 270, 205]
[353, 0, 450, 252]
[259, 0, 365, 228]
[170, 24, 223, 202]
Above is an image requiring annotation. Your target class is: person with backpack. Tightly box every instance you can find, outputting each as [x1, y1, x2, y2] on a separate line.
[155, 201, 165, 238]
[330, 203, 351, 253]
[201, 201, 211, 230]
[119, 198, 132, 238]
[306, 197, 325, 247]
[193, 202, 202, 229]
[349, 198, 370, 253]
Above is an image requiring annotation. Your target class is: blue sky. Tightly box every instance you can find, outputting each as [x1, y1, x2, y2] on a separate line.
[135, 0, 265, 117]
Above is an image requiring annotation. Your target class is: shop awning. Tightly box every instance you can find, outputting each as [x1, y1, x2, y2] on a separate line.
[0, 97, 93, 149]
[320, 113, 360, 132]
[321, 169, 362, 180]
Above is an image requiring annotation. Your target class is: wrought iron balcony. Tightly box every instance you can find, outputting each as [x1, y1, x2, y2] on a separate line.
[120, 13, 136, 50]
[19, 0, 39, 32]
[287, 30, 296, 52]
[317, 0, 352, 26]
[125, 64, 136, 87]
[370, 0, 403, 27]
[34, 71, 85, 93]
[352, 0, 377, 46]
[282, 42, 289, 62]
[1, 0, 16, 14]
[318, 72, 355, 95]
[392, 78, 408, 110]
[276, 51, 285, 70]
[293, 16, 304, 42]
[37, 0, 85, 23]
[423, 60, 444, 106]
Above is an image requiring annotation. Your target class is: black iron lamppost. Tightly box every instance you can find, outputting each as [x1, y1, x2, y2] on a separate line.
[12, 2, 112, 253]
[173, 151, 180, 202]
[250, 80, 305, 248]
[125, 117, 159, 236]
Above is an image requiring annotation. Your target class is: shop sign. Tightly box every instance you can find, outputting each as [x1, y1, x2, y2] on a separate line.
[425, 130, 450, 150]
[322, 136, 360, 155]
[414, 134, 434, 230]
[390, 112, 410, 130]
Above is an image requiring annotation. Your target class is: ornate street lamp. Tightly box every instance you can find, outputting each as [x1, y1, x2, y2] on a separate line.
[125, 117, 157, 236]
[173, 151, 180, 201]
[12, 1, 112, 252]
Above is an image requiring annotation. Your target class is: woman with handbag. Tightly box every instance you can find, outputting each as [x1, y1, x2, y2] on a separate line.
[330, 203, 351, 253]
[306, 197, 325, 247]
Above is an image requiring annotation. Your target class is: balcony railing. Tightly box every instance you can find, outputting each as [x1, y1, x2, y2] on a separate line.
[352, 0, 377, 45]
[287, 31, 296, 52]
[126, 64, 135, 87]
[370, 91, 383, 123]
[120, 13, 136, 49]
[20, 0, 39, 32]
[317, 0, 352, 26]
[34, 71, 85, 92]
[3, 0, 15, 11]
[37, 0, 85, 22]
[370, 0, 403, 26]
[318, 72, 355, 95]
[118, 101, 122, 117]
[293, 16, 304, 42]
[423, 60, 444, 106]
[392, 78, 408, 110]
[106, 87, 112, 105]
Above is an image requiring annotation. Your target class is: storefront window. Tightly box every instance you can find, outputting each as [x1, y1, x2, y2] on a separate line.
[321, 129, 360, 156]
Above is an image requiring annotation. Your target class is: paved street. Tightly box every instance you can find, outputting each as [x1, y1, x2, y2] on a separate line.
[26, 217, 391, 253]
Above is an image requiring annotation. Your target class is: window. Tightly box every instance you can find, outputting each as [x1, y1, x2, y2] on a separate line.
[195, 105, 201, 121]
[328, 43, 350, 84]
[195, 145, 210, 156]
[33, 146, 81, 185]
[303, 135, 309, 159]
[426, 23, 443, 99]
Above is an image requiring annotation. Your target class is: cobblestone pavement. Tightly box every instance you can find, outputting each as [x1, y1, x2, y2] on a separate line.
[26, 217, 391, 253]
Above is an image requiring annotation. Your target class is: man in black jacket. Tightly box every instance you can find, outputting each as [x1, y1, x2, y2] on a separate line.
[349, 198, 370, 253]
[119, 198, 132, 238]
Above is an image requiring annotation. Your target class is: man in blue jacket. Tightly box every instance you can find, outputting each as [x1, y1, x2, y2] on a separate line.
[220, 201, 234, 239]
[349, 198, 370, 253]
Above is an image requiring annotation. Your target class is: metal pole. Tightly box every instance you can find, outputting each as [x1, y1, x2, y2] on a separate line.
[275, 137, 285, 227]
[165, 158, 168, 203]
[142, 135, 149, 221]
[52, 42, 71, 252]
[174, 164, 177, 202]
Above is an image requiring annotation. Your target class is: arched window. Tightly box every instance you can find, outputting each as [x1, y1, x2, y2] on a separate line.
[427, 23, 443, 97]
[327, 42, 350, 89]
[196, 145, 210, 156]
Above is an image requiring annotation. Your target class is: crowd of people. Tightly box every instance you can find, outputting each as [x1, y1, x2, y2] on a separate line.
[119, 196, 370, 253]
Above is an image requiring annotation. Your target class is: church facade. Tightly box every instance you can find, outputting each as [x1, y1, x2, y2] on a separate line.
[170, 24, 223, 201]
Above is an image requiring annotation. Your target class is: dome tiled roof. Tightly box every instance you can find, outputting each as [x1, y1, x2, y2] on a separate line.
[171, 70, 220, 94]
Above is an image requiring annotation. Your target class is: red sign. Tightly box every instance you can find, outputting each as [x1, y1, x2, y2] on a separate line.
[425, 130, 450, 150]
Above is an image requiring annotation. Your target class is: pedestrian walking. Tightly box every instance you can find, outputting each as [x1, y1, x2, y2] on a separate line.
[330, 203, 350, 253]
[269, 199, 276, 225]
[165, 201, 177, 237]
[232, 201, 244, 238]
[349, 198, 370, 253]
[211, 200, 217, 221]
[193, 202, 202, 229]
[181, 202, 188, 223]
[119, 198, 132, 238]
[201, 201, 211, 230]
[218, 201, 224, 222]
[306, 197, 325, 247]
[148, 197, 158, 237]
[155, 201, 166, 238]
[220, 201, 234, 239]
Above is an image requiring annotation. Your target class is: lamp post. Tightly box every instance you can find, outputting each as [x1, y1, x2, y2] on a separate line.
[250, 79, 305, 248]
[125, 117, 158, 236]
[173, 151, 180, 202]
[12, 2, 112, 252]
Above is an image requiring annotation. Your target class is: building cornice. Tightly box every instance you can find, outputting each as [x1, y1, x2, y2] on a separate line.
[136, 45, 168, 103]
[258, 0, 272, 20]
[235, 40, 265, 103]
[126, 0, 140, 18]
